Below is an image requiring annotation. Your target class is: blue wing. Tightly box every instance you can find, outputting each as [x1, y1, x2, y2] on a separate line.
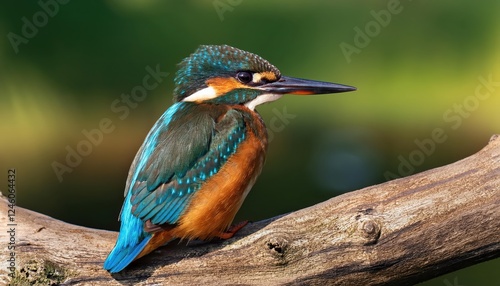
[104, 102, 246, 272]
[129, 102, 247, 225]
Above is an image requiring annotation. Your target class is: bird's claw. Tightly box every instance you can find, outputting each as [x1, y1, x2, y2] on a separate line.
[217, 220, 249, 239]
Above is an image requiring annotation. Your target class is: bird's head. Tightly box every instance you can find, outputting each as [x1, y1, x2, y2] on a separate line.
[174, 45, 355, 110]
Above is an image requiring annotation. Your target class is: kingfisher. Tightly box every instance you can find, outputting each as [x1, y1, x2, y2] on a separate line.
[103, 45, 356, 273]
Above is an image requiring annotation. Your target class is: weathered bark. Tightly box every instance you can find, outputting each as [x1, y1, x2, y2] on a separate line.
[1, 135, 499, 285]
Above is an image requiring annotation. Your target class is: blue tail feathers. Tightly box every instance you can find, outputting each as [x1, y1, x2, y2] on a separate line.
[104, 235, 151, 273]
[104, 191, 151, 273]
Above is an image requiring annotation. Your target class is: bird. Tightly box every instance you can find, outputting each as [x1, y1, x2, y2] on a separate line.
[103, 44, 356, 273]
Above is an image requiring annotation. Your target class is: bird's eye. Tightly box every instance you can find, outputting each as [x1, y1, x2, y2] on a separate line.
[236, 71, 252, 84]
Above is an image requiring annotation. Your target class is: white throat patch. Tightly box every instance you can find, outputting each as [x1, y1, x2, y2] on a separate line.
[245, 93, 283, 111]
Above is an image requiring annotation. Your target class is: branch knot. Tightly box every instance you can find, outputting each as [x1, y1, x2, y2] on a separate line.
[266, 235, 289, 265]
[357, 217, 381, 245]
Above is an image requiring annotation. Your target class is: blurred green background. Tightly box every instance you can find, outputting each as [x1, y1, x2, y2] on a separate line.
[1, 1, 499, 284]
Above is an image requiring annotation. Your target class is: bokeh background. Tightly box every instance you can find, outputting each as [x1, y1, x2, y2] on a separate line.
[1, 1, 499, 284]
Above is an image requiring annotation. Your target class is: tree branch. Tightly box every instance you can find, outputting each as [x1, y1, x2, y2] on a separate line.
[2, 135, 499, 285]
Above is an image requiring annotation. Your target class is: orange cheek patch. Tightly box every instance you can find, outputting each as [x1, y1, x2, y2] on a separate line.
[206, 77, 248, 96]
[259, 71, 277, 82]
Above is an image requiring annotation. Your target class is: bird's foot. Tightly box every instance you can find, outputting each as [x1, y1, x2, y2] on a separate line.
[217, 220, 249, 239]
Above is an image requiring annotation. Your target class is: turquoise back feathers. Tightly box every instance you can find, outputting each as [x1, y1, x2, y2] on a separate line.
[130, 102, 247, 225]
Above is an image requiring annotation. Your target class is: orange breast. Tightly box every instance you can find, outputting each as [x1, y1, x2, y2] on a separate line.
[173, 124, 266, 240]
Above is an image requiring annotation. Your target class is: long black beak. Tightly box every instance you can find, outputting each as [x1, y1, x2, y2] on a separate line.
[260, 76, 356, 95]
